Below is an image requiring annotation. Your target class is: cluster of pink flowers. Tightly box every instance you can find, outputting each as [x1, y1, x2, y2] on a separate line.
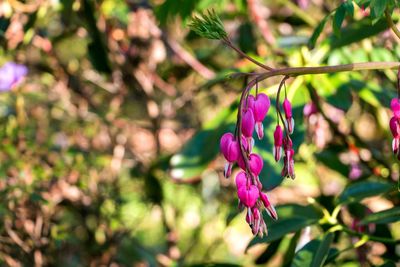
[390, 98, 400, 158]
[220, 90, 295, 236]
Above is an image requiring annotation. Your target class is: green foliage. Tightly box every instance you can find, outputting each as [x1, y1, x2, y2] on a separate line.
[292, 233, 334, 267]
[188, 10, 228, 40]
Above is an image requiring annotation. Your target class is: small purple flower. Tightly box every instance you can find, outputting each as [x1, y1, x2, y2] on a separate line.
[273, 125, 283, 162]
[349, 163, 362, 180]
[0, 62, 28, 91]
[283, 99, 295, 134]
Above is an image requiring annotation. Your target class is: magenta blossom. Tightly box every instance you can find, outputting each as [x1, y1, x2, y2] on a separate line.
[349, 163, 362, 180]
[247, 93, 270, 140]
[242, 108, 255, 151]
[237, 185, 259, 208]
[273, 125, 283, 162]
[283, 99, 295, 134]
[391, 98, 400, 118]
[303, 102, 318, 118]
[220, 133, 240, 178]
[390, 98, 400, 156]
[237, 153, 263, 176]
[0, 62, 28, 91]
[235, 171, 248, 189]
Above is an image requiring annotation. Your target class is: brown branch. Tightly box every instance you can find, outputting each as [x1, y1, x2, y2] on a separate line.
[165, 36, 216, 79]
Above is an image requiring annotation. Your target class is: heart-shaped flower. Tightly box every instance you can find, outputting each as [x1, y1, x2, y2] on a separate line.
[247, 94, 270, 140]
[248, 153, 263, 176]
[391, 98, 400, 118]
[237, 153, 263, 175]
[242, 108, 255, 138]
[235, 171, 248, 189]
[237, 185, 259, 207]
[283, 99, 295, 134]
[220, 133, 240, 162]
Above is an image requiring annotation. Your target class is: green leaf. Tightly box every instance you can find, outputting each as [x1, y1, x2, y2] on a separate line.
[308, 14, 331, 48]
[329, 18, 388, 50]
[344, 1, 355, 18]
[247, 204, 323, 248]
[255, 238, 283, 264]
[359, 207, 400, 225]
[337, 181, 393, 204]
[333, 4, 346, 36]
[292, 233, 334, 267]
[370, 0, 388, 19]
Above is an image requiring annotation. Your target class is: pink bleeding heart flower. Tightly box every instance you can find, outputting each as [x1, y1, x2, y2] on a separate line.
[242, 108, 255, 151]
[260, 192, 278, 220]
[390, 116, 400, 155]
[235, 171, 248, 189]
[283, 99, 295, 134]
[303, 102, 318, 118]
[391, 98, 400, 118]
[248, 93, 271, 140]
[237, 185, 259, 208]
[273, 125, 283, 162]
[249, 153, 263, 176]
[220, 133, 240, 178]
[237, 153, 263, 176]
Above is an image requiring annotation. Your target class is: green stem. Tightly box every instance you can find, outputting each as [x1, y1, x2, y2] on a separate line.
[222, 38, 274, 71]
[385, 9, 400, 41]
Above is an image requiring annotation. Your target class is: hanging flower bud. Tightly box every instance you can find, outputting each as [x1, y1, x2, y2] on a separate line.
[281, 148, 295, 179]
[273, 125, 283, 162]
[251, 207, 261, 235]
[242, 108, 255, 152]
[283, 99, 295, 134]
[220, 133, 240, 178]
[260, 192, 278, 220]
[390, 116, 400, 155]
[248, 93, 271, 140]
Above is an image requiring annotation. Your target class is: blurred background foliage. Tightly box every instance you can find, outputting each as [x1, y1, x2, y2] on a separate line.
[0, 0, 399, 266]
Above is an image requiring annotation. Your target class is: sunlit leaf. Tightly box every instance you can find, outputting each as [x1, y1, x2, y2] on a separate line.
[360, 207, 400, 225]
[338, 181, 393, 204]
